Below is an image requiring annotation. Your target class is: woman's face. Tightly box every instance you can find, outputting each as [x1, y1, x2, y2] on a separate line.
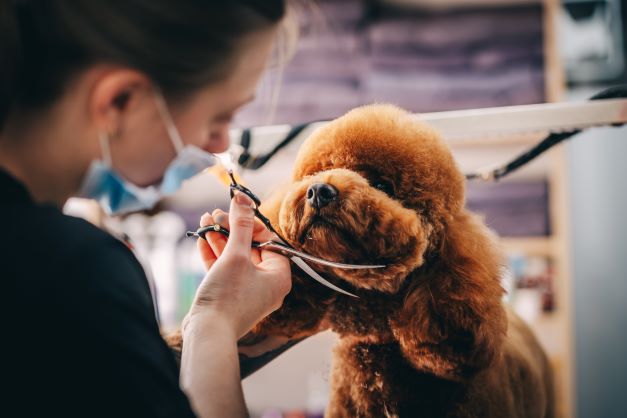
[105, 28, 277, 188]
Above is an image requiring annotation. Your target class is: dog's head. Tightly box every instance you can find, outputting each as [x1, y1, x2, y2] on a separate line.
[276, 104, 466, 293]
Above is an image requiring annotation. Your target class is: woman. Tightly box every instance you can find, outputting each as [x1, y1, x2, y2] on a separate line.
[1, 1, 294, 417]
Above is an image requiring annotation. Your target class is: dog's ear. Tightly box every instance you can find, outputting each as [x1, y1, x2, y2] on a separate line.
[391, 210, 507, 380]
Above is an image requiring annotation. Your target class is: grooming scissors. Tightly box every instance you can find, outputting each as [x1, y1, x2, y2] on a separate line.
[186, 171, 386, 298]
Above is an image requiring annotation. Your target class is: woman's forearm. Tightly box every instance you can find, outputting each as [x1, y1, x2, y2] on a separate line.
[180, 315, 247, 418]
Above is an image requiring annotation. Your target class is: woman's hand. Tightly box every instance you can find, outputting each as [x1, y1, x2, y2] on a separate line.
[180, 191, 291, 418]
[184, 191, 292, 339]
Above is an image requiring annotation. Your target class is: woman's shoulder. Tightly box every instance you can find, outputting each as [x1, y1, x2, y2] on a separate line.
[4, 199, 117, 246]
[5, 202, 151, 304]
[31, 203, 122, 247]
[33, 205, 135, 262]
[5, 205, 190, 416]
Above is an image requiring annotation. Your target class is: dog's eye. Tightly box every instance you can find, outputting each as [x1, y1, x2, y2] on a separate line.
[373, 179, 394, 197]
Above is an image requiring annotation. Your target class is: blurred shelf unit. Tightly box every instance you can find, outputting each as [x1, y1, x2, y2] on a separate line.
[501, 236, 555, 256]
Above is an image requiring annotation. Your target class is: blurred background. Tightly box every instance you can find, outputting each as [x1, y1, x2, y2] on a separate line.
[64, 0, 627, 417]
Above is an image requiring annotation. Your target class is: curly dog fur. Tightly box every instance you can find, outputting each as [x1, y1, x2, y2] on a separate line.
[252, 104, 555, 417]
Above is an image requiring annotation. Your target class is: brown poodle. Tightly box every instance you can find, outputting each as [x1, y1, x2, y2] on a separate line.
[250, 104, 555, 417]
[167, 104, 554, 417]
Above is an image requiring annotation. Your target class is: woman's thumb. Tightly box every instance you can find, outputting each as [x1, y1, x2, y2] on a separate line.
[224, 191, 255, 255]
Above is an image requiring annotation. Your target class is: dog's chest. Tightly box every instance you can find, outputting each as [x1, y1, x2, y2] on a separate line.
[330, 341, 467, 417]
[326, 292, 401, 340]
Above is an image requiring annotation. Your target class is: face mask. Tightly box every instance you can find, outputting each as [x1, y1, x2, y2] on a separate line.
[77, 90, 217, 215]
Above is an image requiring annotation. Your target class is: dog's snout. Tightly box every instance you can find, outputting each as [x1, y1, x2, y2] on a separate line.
[307, 183, 338, 209]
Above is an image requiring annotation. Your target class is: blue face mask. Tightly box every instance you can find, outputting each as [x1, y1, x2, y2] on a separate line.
[77, 91, 217, 215]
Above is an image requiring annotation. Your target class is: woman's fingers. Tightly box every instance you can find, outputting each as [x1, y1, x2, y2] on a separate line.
[260, 246, 291, 268]
[211, 208, 279, 265]
[197, 238, 217, 270]
[252, 227, 278, 243]
[198, 212, 218, 270]
[190, 200, 294, 339]
[249, 248, 262, 265]
[212, 208, 228, 228]
[200, 199, 282, 268]
[212, 208, 267, 237]
[223, 191, 256, 259]
[259, 249, 292, 297]
[204, 211, 228, 259]
[211, 209, 261, 263]
[207, 233, 228, 258]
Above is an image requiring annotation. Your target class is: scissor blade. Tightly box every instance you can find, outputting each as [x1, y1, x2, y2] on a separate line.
[266, 242, 385, 269]
[290, 256, 359, 298]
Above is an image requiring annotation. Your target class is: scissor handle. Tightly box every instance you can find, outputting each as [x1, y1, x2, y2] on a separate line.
[186, 224, 265, 247]
[186, 224, 228, 239]
[226, 172, 295, 249]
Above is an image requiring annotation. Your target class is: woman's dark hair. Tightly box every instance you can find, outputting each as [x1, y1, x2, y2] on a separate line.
[0, 0, 286, 130]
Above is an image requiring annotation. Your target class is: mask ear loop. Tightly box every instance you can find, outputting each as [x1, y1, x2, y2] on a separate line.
[153, 88, 185, 154]
[98, 131, 113, 167]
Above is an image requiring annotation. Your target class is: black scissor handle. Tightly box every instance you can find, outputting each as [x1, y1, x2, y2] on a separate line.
[186, 224, 265, 248]
[186, 224, 229, 240]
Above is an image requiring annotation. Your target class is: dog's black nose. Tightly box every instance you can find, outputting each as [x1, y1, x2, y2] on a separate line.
[307, 183, 338, 209]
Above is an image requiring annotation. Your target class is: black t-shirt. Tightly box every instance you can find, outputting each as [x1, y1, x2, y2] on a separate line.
[2, 169, 196, 417]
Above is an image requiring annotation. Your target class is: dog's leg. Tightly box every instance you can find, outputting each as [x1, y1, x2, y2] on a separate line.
[326, 340, 401, 418]
[325, 343, 365, 418]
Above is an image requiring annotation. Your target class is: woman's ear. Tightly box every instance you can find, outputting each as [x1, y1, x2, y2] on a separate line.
[391, 210, 507, 380]
[88, 67, 153, 135]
